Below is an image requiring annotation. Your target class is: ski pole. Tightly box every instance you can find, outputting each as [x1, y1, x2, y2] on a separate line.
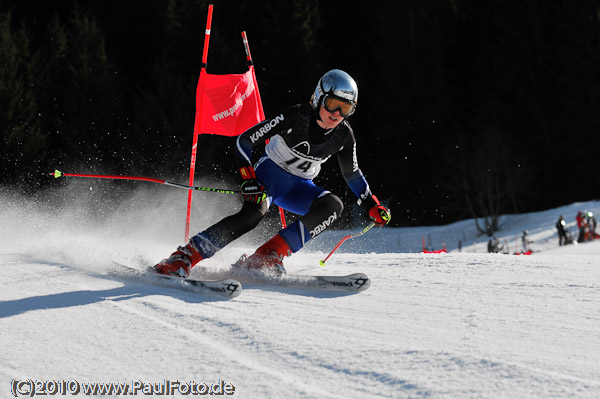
[51, 170, 240, 194]
[320, 222, 376, 266]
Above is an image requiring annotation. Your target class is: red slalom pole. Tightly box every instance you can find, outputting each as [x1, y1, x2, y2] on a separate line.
[242, 30, 287, 229]
[241, 31, 252, 65]
[185, 4, 214, 241]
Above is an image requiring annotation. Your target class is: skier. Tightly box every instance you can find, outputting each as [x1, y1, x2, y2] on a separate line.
[153, 69, 391, 277]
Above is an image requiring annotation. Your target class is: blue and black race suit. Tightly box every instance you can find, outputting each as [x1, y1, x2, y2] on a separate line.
[190, 104, 377, 258]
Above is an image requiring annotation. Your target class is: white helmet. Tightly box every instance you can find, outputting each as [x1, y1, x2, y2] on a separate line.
[311, 69, 358, 117]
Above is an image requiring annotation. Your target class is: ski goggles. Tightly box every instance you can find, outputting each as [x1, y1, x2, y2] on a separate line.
[321, 95, 356, 117]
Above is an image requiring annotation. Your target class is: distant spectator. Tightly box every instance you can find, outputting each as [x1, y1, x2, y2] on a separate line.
[576, 211, 585, 242]
[586, 211, 597, 240]
[556, 215, 568, 246]
[576, 211, 585, 228]
[487, 236, 503, 253]
[522, 230, 530, 252]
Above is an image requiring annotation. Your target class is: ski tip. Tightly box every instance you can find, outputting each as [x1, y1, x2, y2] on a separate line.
[347, 273, 371, 291]
[358, 277, 371, 291]
[215, 278, 243, 299]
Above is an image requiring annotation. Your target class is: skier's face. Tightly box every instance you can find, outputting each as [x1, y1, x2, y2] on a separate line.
[317, 105, 344, 130]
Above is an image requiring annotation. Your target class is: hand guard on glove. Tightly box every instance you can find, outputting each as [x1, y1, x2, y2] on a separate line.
[364, 195, 391, 226]
[369, 204, 391, 226]
[239, 166, 266, 204]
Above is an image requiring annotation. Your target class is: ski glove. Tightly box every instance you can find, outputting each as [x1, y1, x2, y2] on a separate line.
[239, 166, 267, 204]
[366, 195, 391, 226]
[369, 204, 391, 226]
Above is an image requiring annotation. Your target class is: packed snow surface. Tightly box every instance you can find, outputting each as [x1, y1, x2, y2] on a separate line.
[1, 185, 599, 398]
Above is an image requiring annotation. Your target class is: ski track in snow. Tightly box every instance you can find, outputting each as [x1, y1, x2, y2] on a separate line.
[1, 191, 600, 398]
[1, 251, 599, 398]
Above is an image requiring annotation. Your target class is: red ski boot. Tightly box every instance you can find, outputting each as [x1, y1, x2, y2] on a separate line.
[153, 240, 203, 278]
[235, 234, 291, 275]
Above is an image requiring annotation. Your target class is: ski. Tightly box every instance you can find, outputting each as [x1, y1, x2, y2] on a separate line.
[112, 262, 242, 299]
[230, 269, 371, 292]
[279, 272, 371, 292]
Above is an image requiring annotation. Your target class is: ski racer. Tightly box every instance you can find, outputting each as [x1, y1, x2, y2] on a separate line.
[153, 69, 391, 276]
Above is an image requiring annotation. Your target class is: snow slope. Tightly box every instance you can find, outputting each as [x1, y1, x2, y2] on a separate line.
[1, 185, 599, 398]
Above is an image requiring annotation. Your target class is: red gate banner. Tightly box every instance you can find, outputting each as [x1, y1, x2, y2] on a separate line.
[194, 65, 262, 136]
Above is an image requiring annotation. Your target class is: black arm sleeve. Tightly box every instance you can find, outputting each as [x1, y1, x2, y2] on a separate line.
[337, 128, 372, 200]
